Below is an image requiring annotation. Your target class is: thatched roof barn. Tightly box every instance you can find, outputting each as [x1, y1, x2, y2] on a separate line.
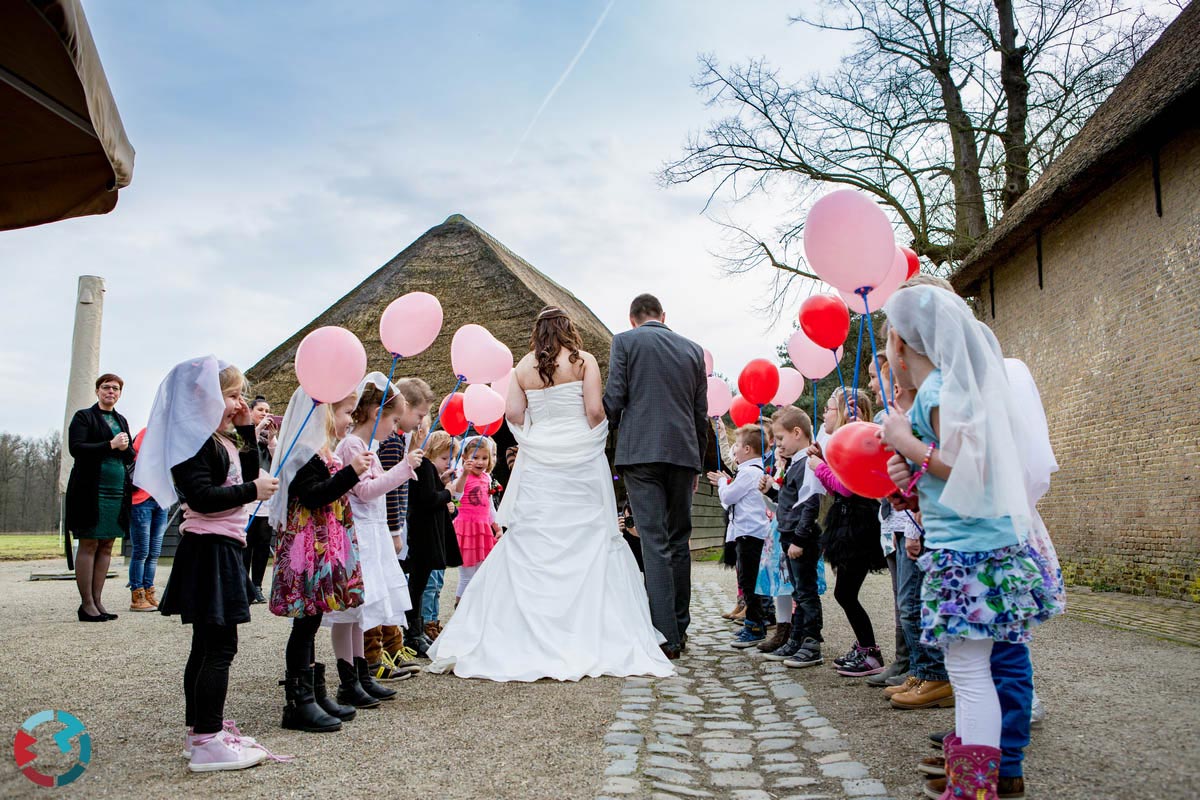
[247, 214, 614, 404]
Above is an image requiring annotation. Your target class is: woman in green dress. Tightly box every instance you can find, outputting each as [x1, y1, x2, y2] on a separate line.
[66, 374, 135, 622]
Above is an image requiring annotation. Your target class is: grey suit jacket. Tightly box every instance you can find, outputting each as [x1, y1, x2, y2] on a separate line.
[604, 320, 709, 471]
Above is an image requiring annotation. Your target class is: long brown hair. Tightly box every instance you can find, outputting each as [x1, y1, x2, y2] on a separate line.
[531, 306, 583, 387]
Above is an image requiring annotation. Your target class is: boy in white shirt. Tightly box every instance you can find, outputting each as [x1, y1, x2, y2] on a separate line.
[708, 424, 772, 648]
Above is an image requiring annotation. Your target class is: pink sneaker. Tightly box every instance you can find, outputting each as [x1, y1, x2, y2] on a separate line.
[187, 730, 266, 773]
[182, 721, 257, 759]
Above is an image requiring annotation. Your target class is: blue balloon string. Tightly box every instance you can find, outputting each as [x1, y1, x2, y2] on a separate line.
[858, 290, 894, 413]
[244, 398, 317, 531]
[812, 378, 818, 430]
[832, 353, 849, 415]
[849, 305, 866, 420]
[367, 353, 401, 449]
[420, 374, 465, 451]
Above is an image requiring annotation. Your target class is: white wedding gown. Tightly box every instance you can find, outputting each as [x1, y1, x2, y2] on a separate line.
[426, 382, 675, 682]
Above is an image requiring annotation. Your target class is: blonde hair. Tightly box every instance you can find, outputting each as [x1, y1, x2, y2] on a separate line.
[830, 387, 873, 430]
[770, 406, 813, 440]
[462, 436, 496, 471]
[397, 378, 435, 408]
[216, 365, 247, 440]
[425, 431, 455, 462]
[900, 274, 953, 292]
[734, 425, 764, 456]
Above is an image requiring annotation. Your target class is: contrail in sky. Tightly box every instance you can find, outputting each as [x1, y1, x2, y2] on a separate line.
[507, 0, 616, 163]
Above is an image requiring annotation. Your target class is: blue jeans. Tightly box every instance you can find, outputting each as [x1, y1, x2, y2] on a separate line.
[784, 538, 823, 643]
[128, 499, 167, 590]
[896, 539, 948, 681]
[991, 641, 1033, 778]
[422, 570, 444, 622]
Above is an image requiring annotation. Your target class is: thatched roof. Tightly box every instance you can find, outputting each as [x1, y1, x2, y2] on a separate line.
[951, 2, 1200, 293]
[247, 214, 614, 405]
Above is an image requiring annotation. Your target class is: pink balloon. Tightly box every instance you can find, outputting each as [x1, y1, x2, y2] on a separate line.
[451, 325, 511, 383]
[703, 348, 714, 377]
[771, 367, 806, 406]
[837, 247, 907, 312]
[294, 326, 367, 403]
[706, 376, 733, 418]
[379, 292, 443, 357]
[804, 189, 896, 294]
[463, 383, 506, 425]
[787, 329, 844, 380]
[490, 369, 513, 402]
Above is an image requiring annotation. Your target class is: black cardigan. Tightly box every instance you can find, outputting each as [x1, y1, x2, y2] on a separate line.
[171, 426, 260, 514]
[65, 403, 134, 536]
[289, 455, 360, 510]
[405, 457, 462, 571]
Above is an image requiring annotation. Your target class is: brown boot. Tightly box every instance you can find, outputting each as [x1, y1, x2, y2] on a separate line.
[891, 679, 955, 710]
[424, 620, 442, 641]
[730, 602, 747, 622]
[917, 754, 945, 777]
[722, 598, 745, 620]
[129, 589, 154, 612]
[757, 622, 792, 653]
[143, 586, 159, 608]
[883, 674, 920, 699]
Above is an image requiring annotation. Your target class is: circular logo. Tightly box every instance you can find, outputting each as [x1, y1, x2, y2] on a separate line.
[13, 710, 91, 787]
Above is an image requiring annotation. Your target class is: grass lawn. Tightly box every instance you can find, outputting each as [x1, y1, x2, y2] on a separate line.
[0, 533, 61, 561]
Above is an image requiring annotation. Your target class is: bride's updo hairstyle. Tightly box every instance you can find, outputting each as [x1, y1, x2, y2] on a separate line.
[531, 306, 583, 387]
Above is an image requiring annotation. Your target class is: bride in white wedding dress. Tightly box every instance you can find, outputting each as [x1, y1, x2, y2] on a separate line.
[426, 307, 675, 682]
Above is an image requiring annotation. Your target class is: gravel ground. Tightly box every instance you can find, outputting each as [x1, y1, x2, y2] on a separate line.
[2, 558, 1197, 799]
[0, 560, 618, 799]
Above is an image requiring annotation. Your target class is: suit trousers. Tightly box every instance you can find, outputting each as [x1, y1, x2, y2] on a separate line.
[623, 463, 695, 648]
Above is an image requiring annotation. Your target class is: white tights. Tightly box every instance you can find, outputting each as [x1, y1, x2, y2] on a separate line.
[774, 596, 793, 623]
[331, 622, 364, 663]
[944, 638, 1001, 748]
[457, 565, 479, 598]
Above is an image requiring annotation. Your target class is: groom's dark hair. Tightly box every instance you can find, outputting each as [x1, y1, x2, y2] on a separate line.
[629, 294, 664, 323]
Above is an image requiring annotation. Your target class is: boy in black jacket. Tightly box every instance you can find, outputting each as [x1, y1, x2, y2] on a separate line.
[763, 406, 824, 667]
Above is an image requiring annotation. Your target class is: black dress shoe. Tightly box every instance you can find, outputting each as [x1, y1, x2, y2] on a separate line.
[660, 644, 681, 660]
[251, 586, 267, 604]
[77, 606, 106, 623]
[100, 611, 118, 620]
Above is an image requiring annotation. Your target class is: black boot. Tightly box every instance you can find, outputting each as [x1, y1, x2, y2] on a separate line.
[313, 662, 356, 721]
[280, 667, 342, 732]
[335, 658, 381, 708]
[405, 630, 430, 658]
[354, 656, 397, 701]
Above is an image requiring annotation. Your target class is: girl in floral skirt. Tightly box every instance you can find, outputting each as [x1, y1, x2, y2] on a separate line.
[881, 285, 1063, 800]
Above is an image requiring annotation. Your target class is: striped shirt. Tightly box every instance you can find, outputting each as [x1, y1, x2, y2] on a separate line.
[379, 432, 408, 533]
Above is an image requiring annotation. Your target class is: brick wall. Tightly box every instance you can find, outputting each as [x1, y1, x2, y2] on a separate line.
[982, 126, 1200, 600]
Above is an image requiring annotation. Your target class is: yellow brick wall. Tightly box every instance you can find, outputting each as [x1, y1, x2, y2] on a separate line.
[981, 126, 1200, 599]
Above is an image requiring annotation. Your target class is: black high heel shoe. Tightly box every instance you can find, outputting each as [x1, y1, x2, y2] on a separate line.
[77, 605, 107, 623]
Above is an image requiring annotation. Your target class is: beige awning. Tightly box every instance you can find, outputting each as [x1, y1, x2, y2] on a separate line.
[0, 0, 135, 231]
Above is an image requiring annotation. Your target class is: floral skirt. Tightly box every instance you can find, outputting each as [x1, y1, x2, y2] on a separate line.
[755, 521, 794, 597]
[270, 515, 364, 619]
[917, 543, 1065, 647]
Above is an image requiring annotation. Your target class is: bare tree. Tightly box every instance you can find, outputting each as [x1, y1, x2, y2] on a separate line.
[662, 0, 1167, 313]
[0, 431, 62, 532]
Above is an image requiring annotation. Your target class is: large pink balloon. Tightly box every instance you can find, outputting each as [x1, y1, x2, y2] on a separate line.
[379, 292, 443, 357]
[772, 367, 806, 406]
[838, 247, 907, 312]
[788, 329, 844, 380]
[706, 376, 733, 418]
[463, 383, 506, 425]
[490, 369, 513, 403]
[804, 189, 896, 294]
[295, 326, 367, 403]
[703, 348, 714, 377]
[452, 325, 511, 383]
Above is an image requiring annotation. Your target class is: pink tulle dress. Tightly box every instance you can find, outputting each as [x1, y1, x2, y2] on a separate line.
[455, 472, 496, 568]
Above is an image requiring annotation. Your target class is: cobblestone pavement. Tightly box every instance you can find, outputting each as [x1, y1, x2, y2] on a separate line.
[596, 578, 893, 800]
[1065, 586, 1200, 647]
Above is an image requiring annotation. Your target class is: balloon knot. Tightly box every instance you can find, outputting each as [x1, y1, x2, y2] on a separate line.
[855, 286, 872, 296]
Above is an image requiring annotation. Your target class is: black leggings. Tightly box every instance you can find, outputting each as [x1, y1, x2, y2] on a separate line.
[833, 561, 876, 648]
[286, 614, 323, 673]
[184, 623, 239, 734]
[405, 564, 433, 630]
[243, 517, 272, 589]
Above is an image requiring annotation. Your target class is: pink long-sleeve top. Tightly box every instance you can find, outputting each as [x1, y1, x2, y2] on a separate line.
[813, 461, 851, 497]
[334, 434, 415, 512]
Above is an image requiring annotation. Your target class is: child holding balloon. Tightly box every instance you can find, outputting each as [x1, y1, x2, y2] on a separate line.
[135, 358, 282, 772]
[880, 285, 1062, 799]
[452, 435, 502, 600]
[405, 431, 461, 650]
[808, 386, 888, 678]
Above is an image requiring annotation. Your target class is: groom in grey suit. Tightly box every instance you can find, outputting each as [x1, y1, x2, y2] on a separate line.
[604, 294, 709, 657]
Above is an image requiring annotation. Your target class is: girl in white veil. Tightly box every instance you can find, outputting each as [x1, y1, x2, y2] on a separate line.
[879, 286, 1064, 798]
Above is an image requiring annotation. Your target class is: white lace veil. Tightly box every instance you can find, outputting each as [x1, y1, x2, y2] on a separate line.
[357, 371, 402, 452]
[267, 386, 328, 532]
[132, 356, 229, 508]
[1004, 358, 1058, 508]
[883, 286, 1033, 539]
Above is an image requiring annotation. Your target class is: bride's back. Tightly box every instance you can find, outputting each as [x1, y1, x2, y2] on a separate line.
[512, 307, 606, 429]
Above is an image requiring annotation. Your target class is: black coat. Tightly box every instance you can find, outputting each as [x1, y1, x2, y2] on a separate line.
[171, 426, 260, 513]
[65, 403, 134, 537]
[405, 457, 462, 571]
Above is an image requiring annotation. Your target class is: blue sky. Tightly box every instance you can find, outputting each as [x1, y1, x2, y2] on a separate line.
[1, 1, 850, 435]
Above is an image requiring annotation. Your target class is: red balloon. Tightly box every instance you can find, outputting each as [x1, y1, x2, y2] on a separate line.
[798, 294, 851, 350]
[901, 246, 920, 279]
[824, 421, 897, 499]
[729, 395, 761, 427]
[476, 418, 503, 436]
[438, 393, 469, 437]
[737, 359, 780, 406]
